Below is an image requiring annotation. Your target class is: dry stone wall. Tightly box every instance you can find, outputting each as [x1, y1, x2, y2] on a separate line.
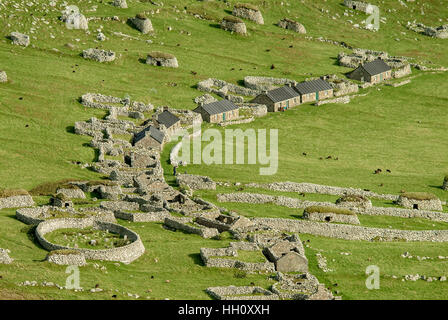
[0, 194, 34, 210]
[35, 218, 145, 263]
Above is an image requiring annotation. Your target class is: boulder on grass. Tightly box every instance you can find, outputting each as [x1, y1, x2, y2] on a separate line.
[9, 32, 30, 47]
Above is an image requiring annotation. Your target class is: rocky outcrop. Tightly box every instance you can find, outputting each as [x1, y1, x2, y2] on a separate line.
[221, 16, 247, 35]
[206, 286, 278, 300]
[9, 32, 30, 47]
[61, 10, 88, 30]
[232, 3, 264, 25]
[278, 18, 306, 34]
[82, 49, 116, 63]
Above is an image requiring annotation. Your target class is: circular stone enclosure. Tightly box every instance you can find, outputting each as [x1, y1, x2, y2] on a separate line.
[35, 218, 145, 263]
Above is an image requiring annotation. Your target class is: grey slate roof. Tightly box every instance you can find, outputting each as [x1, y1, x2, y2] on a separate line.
[361, 59, 391, 76]
[264, 85, 300, 103]
[194, 99, 239, 115]
[134, 125, 165, 145]
[157, 110, 180, 129]
[294, 79, 333, 95]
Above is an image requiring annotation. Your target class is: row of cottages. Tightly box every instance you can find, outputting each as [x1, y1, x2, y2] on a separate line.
[251, 85, 300, 112]
[155, 109, 181, 137]
[193, 99, 239, 123]
[348, 59, 392, 84]
[251, 79, 334, 112]
[133, 125, 166, 151]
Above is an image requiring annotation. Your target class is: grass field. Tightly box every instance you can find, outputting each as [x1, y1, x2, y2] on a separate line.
[1, 0, 448, 300]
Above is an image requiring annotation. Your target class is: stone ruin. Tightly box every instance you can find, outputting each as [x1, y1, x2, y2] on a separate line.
[164, 216, 220, 239]
[335, 194, 372, 209]
[338, 48, 412, 79]
[0, 71, 7, 83]
[321, 74, 359, 96]
[264, 240, 308, 273]
[146, 52, 179, 68]
[197, 78, 259, 102]
[232, 3, 264, 25]
[9, 32, 30, 47]
[277, 18, 306, 34]
[129, 13, 154, 34]
[0, 248, 13, 264]
[407, 22, 448, 39]
[194, 94, 217, 105]
[0, 190, 35, 210]
[176, 174, 216, 191]
[200, 244, 275, 272]
[221, 16, 247, 35]
[206, 286, 278, 300]
[243, 76, 296, 91]
[56, 186, 86, 199]
[82, 48, 116, 63]
[271, 272, 337, 300]
[112, 0, 128, 9]
[46, 250, 87, 266]
[195, 212, 254, 233]
[343, 0, 372, 13]
[303, 206, 361, 225]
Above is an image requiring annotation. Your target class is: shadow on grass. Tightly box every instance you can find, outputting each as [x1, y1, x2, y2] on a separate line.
[209, 23, 222, 29]
[65, 126, 75, 134]
[188, 253, 204, 266]
[429, 185, 445, 191]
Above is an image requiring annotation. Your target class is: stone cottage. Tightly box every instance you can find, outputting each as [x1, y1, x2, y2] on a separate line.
[133, 125, 165, 150]
[396, 193, 443, 211]
[347, 59, 392, 84]
[155, 109, 181, 137]
[194, 100, 239, 123]
[251, 84, 300, 112]
[294, 79, 333, 104]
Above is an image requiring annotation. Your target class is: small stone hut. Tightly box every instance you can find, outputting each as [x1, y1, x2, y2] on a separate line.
[443, 176, 448, 191]
[347, 59, 392, 84]
[251, 84, 300, 112]
[194, 99, 239, 123]
[232, 3, 264, 25]
[294, 79, 333, 103]
[133, 125, 165, 150]
[277, 18, 306, 34]
[335, 194, 372, 209]
[146, 52, 179, 68]
[82, 48, 116, 63]
[221, 16, 247, 35]
[396, 192, 443, 211]
[303, 206, 360, 225]
[130, 13, 154, 34]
